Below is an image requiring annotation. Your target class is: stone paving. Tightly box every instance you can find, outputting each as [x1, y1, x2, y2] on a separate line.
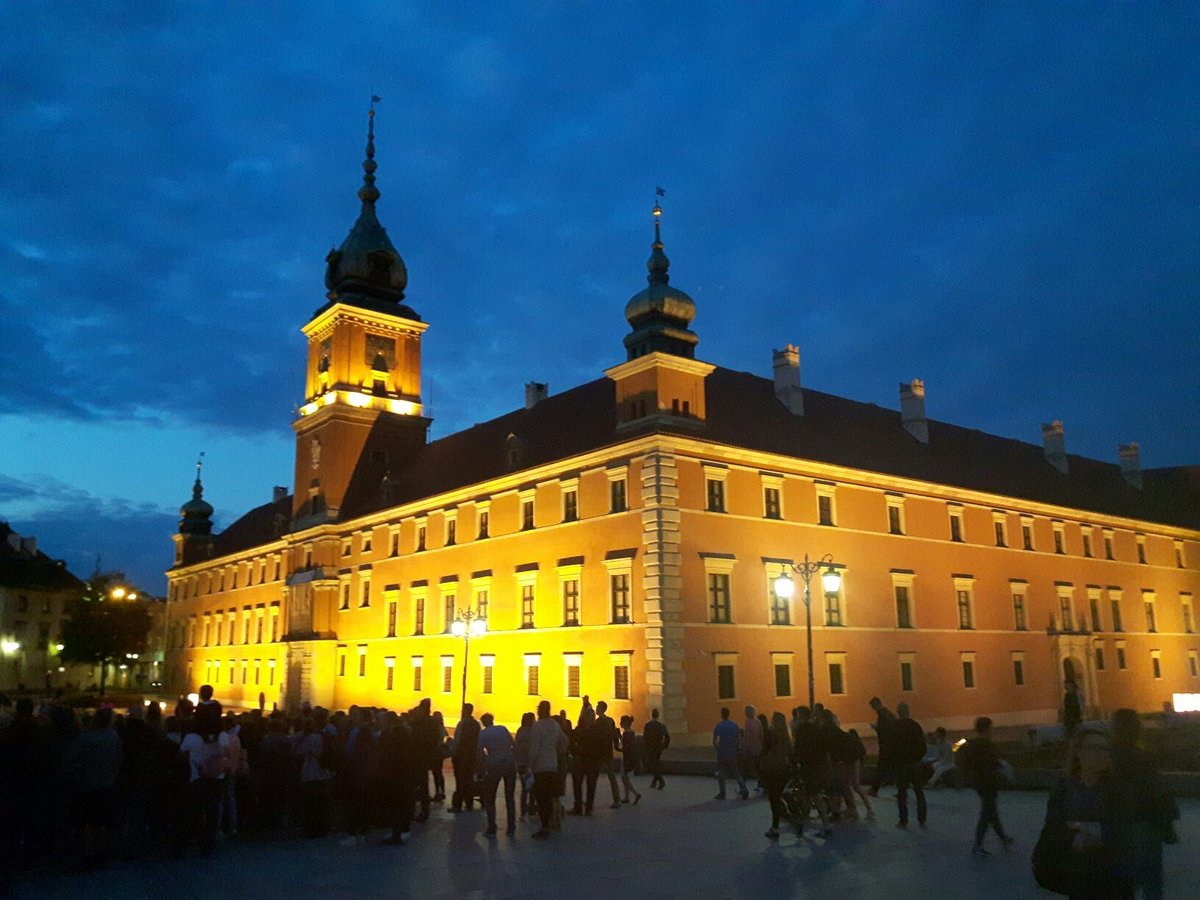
[12, 775, 1197, 900]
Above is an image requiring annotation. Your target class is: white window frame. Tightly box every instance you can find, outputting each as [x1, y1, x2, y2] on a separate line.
[603, 555, 634, 624]
[825, 651, 847, 696]
[961, 651, 977, 689]
[701, 554, 737, 624]
[770, 651, 794, 699]
[890, 570, 916, 629]
[714, 651, 738, 701]
[1056, 584, 1076, 632]
[761, 473, 784, 520]
[703, 463, 729, 513]
[886, 493, 906, 535]
[954, 575, 976, 630]
[815, 482, 837, 526]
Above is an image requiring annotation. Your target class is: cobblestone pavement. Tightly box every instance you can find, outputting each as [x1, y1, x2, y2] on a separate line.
[12, 775, 1197, 899]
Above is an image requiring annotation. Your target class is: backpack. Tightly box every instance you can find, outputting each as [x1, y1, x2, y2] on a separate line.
[198, 737, 226, 779]
[318, 731, 340, 772]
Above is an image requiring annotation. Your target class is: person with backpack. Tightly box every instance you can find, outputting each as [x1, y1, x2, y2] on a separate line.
[179, 716, 228, 857]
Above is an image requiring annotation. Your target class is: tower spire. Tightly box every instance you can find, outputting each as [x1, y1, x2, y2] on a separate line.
[193, 452, 205, 496]
[358, 96, 382, 207]
[648, 186, 669, 286]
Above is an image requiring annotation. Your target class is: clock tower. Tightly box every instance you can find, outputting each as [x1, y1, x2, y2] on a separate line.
[292, 106, 430, 528]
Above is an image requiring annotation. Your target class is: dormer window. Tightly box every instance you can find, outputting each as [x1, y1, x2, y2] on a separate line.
[368, 250, 393, 281]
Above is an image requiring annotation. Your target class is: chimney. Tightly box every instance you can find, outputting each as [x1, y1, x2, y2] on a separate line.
[6, 533, 20, 553]
[524, 382, 548, 409]
[273, 486, 288, 504]
[900, 380, 928, 444]
[1119, 443, 1142, 490]
[19, 536, 37, 556]
[773, 345, 803, 415]
[1042, 421, 1068, 474]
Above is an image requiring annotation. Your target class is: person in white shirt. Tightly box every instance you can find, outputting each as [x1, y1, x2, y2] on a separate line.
[178, 724, 229, 857]
[528, 700, 568, 838]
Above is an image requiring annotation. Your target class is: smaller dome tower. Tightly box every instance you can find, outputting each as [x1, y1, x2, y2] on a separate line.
[173, 456, 214, 566]
[623, 198, 699, 360]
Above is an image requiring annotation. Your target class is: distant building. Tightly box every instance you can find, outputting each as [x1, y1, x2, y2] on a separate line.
[164, 112, 1200, 740]
[0, 523, 82, 691]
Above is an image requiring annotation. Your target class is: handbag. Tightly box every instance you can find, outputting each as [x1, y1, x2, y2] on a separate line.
[1032, 825, 1104, 896]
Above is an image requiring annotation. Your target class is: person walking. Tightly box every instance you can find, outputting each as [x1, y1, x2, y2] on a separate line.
[528, 701, 567, 839]
[592, 701, 623, 810]
[642, 708, 670, 790]
[1110, 708, 1178, 900]
[891, 702, 928, 828]
[618, 716, 641, 805]
[959, 716, 1013, 855]
[1062, 680, 1083, 739]
[792, 706, 832, 838]
[867, 696, 898, 796]
[741, 705, 764, 794]
[450, 703, 481, 813]
[477, 712, 517, 835]
[761, 713, 793, 839]
[409, 700, 440, 822]
[379, 712, 415, 846]
[567, 700, 595, 814]
[428, 710, 448, 802]
[712, 707, 748, 800]
[844, 727, 873, 818]
[514, 711, 535, 819]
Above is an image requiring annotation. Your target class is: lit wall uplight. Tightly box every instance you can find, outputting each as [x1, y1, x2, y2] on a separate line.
[1173, 693, 1200, 713]
[388, 399, 417, 415]
[347, 391, 372, 408]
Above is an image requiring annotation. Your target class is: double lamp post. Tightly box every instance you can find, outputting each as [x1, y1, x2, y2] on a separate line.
[450, 606, 487, 712]
[772, 554, 842, 714]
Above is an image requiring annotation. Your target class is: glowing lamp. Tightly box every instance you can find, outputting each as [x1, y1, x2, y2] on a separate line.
[773, 573, 795, 600]
[186, 692, 200, 705]
[54, 643, 64, 651]
[470, 617, 487, 636]
[821, 566, 842, 595]
[110, 587, 126, 600]
[1, 640, 20, 655]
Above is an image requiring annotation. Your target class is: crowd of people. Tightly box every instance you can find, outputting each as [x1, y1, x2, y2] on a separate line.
[722, 696, 1181, 899]
[0, 687, 1184, 898]
[0, 687, 665, 882]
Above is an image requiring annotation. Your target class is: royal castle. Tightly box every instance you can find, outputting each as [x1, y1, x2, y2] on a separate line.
[164, 111, 1200, 741]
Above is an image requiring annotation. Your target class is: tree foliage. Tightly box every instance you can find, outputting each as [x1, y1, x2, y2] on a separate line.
[59, 573, 152, 692]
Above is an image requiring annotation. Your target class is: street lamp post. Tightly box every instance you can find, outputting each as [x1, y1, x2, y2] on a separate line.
[450, 607, 487, 713]
[773, 554, 842, 713]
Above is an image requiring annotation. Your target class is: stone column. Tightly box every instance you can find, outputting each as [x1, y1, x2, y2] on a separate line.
[640, 446, 686, 737]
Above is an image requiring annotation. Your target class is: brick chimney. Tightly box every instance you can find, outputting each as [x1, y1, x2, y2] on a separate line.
[1042, 421, 1068, 474]
[273, 486, 288, 504]
[525, 382, 548, 409]
[900, 380, 928, 443]
[1119, 442, 1142, 489]
[773, 345, 803, 415]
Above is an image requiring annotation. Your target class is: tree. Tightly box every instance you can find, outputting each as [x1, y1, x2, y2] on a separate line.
[59, 573, 152, 695]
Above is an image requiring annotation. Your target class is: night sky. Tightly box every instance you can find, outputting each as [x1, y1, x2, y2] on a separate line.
[1, 4, 1197, 594]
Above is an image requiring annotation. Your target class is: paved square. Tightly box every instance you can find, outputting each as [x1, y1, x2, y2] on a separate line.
[13, 776, 1197, 899]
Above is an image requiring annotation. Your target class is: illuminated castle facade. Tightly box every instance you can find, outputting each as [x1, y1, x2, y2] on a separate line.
[164, 113, 1200, 740]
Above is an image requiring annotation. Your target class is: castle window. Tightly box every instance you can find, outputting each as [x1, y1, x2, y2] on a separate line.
[816, 483, 836, 526]
[562, 480, 579, 522]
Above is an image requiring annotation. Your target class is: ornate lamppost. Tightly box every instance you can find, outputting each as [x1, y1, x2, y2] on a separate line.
[773, 554, 842, 713]
[450, 607, 487, 712]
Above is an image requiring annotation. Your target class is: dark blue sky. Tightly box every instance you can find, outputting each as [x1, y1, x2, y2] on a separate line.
[1, 3, 1197, 594]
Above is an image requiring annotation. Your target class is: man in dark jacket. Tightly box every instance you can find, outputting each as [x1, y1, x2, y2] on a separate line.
[590, 701, 622, 811]
[450, 702, 481, 812]
[891, 702, 928, 828]
[642, 708, 670, 789]
[409, 699, 441, 821]
[867, 696, 898, 795]
[959, 716, 1013, 855]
